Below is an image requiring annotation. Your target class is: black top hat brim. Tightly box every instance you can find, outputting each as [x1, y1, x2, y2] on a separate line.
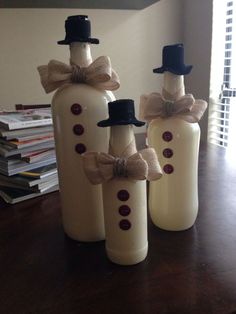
[97, 119, 145, 128]
[153, 64, 193, 75]
[57, 37, 99, 45]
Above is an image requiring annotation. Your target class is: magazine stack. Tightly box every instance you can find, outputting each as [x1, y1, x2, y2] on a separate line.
[0, 106, 58, 204]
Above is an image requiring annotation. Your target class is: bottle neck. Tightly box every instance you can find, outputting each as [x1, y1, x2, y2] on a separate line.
[109, 125, 136, 157]
[163, 72, 185, 98]
[69, 42, 93, 67]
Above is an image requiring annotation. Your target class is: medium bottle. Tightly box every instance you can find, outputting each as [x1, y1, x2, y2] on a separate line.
[38, 15, 119, 241]
[140, 44, 207, 231]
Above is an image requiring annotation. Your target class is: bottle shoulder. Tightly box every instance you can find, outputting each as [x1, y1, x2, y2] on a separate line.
[148, 118, 200, 132]
[52, 84, 115, 107]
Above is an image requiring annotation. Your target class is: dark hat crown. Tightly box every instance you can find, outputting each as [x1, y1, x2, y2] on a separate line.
[108, 99, 135, 122]
[153, 43, 192, 75]
[58, 15, 99, 45]
[97, 99, 145, 128]
[163, 44, 184, 69]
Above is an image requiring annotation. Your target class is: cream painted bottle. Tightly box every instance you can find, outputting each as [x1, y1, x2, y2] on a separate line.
[38, 15, 119, 241]
[141, 44, 207, 231]
[103, 124, 148, 265]
[148, 73, 200, 231]
[101, 100, 148, 265]
[83, 99, 162, 265]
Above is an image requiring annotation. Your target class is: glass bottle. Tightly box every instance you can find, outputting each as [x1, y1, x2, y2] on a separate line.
[148, 71, 200, 231]
[99, 100, 148, 265]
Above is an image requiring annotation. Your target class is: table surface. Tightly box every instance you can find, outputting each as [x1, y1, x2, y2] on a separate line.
[0, 142, 236, 314]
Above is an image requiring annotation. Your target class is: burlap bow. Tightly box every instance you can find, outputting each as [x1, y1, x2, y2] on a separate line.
[37, 56, 120, 93]
[82, 148, 162, 185]
[139, 92, 207, 123]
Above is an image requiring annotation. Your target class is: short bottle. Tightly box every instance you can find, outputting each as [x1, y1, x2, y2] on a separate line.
[38, 15, 120, 241]
[140, 44, 207, 231]
[83, 99, 162, 265]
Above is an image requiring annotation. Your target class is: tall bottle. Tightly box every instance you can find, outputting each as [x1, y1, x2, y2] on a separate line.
[140, 44, 207, 231]
[38, 15, 119, 241]
[83, 99, 162, 265]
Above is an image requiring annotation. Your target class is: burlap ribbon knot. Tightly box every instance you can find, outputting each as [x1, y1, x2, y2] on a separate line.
[139, 92, 207, 123]
[37, 56, 120, 93]
[82, 148, 162, 185]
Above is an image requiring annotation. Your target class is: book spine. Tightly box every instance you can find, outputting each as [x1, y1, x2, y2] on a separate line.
[15, 104, 51, 110]
[8, 119, 52, 130]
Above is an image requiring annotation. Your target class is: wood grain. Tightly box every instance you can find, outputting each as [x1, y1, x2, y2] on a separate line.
[0, 139, 236, 314]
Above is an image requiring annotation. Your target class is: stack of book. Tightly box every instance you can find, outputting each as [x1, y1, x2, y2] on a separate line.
[0, 106, 59, 204]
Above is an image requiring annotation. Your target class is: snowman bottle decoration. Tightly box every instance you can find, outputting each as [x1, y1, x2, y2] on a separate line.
[38, 15, 120, 241]
[83, 99, 162, 265]
[140, 44, 207, 231]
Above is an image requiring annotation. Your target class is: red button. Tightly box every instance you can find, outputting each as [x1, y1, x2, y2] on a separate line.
[117, 190, 130, 201]
[162, 131, 173, 142]
[71, 103, 82, 115]
[75, 143, 86, 154]
[119, 219, 131, 230]
[73, 124, 84, 135]
[119, 205, 131, 216]
[163, 148, 173, 158]
[163, 164, 174, 174]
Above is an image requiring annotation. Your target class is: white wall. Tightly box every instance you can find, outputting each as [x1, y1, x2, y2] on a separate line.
[182, 0, 213, 141]
[0, 0, 183, 133]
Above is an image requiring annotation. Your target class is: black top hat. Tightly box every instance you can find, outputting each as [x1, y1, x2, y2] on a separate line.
[97, 99, 145, 128]
[58, 15, 99, 45]
[153, 44, 192, 75]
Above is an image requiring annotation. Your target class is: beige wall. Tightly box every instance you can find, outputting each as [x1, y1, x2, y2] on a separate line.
[0, 0, 213, 139]
[0, 0, 183, 133]
[182, 0, 213, 142]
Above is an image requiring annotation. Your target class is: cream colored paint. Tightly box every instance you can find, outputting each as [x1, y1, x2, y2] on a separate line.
[52, 43, 115, 241]
[0, 0, 183, 133]
[102, 125, 148, 265]
[147, 72, 200, 231]
[103, 179, 147, 265]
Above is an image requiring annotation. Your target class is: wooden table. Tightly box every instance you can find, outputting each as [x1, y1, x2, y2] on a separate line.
[0, 143, 236, 314]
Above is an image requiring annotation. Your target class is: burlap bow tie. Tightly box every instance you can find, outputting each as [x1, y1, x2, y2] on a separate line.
[82, 148, 162, 185]
[139, 92, 207, 123]
[37, 56, 120, 93]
